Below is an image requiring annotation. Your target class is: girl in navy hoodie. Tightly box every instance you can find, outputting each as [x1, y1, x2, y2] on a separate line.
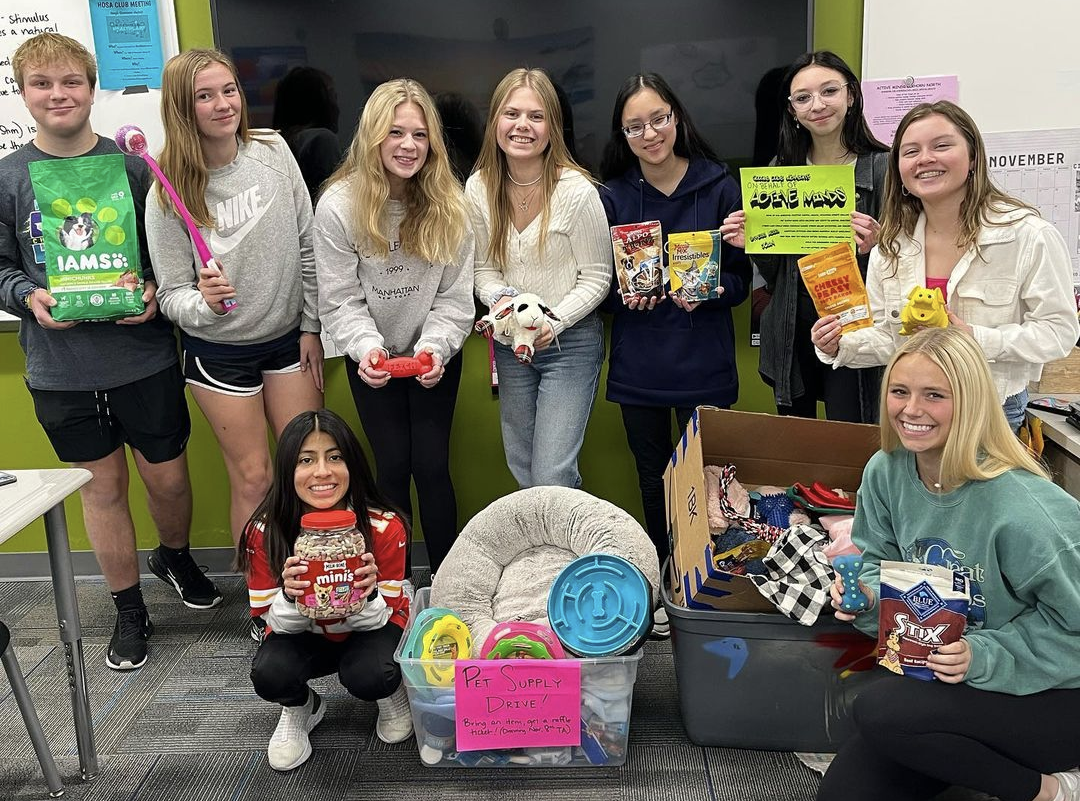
[599, 73, 751, 607]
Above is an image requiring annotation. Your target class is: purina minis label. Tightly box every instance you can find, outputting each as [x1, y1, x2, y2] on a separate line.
[876, 561, 970, 681]
[296, 555, 367, 619]
[29, 154, 144, 322]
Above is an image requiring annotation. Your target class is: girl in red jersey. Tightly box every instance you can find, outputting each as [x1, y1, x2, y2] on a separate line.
[237, 409, 413, 771]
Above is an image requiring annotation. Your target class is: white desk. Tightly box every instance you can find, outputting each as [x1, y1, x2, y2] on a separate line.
[1027, 394, 1080, 498]
[0, 468, 97, 780]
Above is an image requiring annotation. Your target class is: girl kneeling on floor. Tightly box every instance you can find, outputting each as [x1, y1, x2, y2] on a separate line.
[818, 326, 1080, 801]
[238, 409, 413, 771]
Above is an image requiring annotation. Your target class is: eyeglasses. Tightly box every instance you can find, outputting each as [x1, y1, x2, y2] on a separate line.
[788, 83, 848, 110]
[622, 111, 674, 138]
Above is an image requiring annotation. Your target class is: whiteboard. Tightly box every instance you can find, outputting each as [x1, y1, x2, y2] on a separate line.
[0, 0, 179, 158]
[0, 1, 178, 328]
[862, 0, 1080, 135]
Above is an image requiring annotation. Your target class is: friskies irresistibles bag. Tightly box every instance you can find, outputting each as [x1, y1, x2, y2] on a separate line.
[29, 153, 144, 322]
[876, 561, 970, 682]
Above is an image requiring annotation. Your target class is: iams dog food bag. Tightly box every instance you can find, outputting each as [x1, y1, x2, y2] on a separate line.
[28, 154, 144, 322]
[876, 560, 970, 681]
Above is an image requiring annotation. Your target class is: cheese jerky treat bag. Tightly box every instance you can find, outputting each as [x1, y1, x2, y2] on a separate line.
[876, 560, 969, 681]
[797, 241, 872, 334]
[610, 221, 665, 299]
[668, 229, 722, 302]
[29, 154, 144, 322]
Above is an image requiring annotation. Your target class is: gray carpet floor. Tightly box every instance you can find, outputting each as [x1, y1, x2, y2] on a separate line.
[0, 574, 994, 801]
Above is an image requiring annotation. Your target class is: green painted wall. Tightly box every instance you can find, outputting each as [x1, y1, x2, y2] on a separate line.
[0, 1, 863, 555]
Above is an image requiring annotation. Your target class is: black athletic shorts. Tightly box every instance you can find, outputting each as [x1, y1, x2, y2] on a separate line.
[29, 362, 191, 464]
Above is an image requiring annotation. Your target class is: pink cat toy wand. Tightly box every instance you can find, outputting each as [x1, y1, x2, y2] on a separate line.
[114, 124, 237, 312]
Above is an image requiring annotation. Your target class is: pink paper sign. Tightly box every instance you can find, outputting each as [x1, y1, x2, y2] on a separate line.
[454, 660, 581, 751]
[862, 75, 960, 146]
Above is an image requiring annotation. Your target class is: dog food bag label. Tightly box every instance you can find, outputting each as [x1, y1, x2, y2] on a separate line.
[876, 560, 969, 681]
[668, 229, 722, 302]
[29, 154, 144, 322]
[796, 241, 872, 334]
[611, 221, 665, 299]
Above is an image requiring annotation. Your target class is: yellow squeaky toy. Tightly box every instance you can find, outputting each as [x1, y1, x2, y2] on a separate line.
[899, 286, 949, 336]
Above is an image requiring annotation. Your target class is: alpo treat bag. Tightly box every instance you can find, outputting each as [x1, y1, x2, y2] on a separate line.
[796, 241, 872, 334]
[668, 229, 722, 302]
[610, 221, 665, 299]
[29, 154, 144, 322]
[876, 560, 970, 681]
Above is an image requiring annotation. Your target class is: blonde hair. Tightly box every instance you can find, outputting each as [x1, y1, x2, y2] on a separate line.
[878, 101, 1037, 266]
[879, 327, 1049, 487]
[156, 49, 270, 228]
[326, 78, 466, 264]
[473, 67, 593, 267]
[12, 32, 96, 91]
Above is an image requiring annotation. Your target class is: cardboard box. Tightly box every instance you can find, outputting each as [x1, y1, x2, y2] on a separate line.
[1029, 347, 1080, 394]
[664, 408, 879, 612]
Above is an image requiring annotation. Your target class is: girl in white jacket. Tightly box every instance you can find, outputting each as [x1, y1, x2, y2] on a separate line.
[812, 101, 1078, 429]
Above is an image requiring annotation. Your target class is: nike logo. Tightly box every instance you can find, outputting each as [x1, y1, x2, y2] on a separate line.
[397, 540, 406, 548]
[209, 186, 277, 257]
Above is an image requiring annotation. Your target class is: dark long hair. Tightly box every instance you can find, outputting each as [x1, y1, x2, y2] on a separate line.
[235, 409, 403, 581]
[599, 73, 722, 182]
[774, 51, 886, 166]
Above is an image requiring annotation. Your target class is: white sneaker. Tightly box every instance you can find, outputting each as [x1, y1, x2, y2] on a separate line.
[375, 684, 414, 744]
[1055, 769, 1080, 801]
[267, 689, 324, 771]
[650, 606, 670, 639]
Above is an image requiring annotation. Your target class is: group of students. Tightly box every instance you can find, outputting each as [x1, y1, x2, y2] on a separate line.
[3, 32, 1080, 798]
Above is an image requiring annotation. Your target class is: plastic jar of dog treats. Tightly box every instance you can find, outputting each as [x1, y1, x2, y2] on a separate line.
[294, 510, 368, 620]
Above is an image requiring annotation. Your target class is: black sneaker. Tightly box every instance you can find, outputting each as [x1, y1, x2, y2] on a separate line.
[106, 608, 154, 670]
[148, 546, 223, 609]
[249, 615, 266, 643]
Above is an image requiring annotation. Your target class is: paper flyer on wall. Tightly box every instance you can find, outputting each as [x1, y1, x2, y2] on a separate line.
[88, 0, 165, 90]
[740, 165, 856, 255]
[861, 75, 959, 146]
[983, 127, 1080, 307]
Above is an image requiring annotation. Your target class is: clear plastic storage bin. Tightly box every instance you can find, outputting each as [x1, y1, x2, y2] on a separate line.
[393, 587, 642, 767]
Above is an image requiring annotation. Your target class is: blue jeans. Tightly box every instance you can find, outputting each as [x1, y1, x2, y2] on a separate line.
[493, 313, 604, 488]
[1002, 388, 1029, 433]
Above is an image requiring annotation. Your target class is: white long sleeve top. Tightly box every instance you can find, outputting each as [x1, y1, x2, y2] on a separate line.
[466, 168, 611, 335]
[820, 208, 1079, 401]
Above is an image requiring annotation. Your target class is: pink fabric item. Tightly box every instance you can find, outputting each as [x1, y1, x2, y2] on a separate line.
[822, 516, 860, 560]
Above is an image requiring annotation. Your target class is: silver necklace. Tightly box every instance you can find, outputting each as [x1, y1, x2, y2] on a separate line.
[513, 184, 540, 212]
[506, 172, 542, 187]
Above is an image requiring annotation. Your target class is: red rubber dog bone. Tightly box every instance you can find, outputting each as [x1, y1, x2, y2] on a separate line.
[370, 350, 434, 378]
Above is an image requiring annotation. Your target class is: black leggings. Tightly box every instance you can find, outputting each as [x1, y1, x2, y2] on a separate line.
[619, 403, 699, 568]
[346, 352, 463, 574]
[250, 625, 403, 707]
[777, 312, 879, 423]
[817, 674, 1080, 801]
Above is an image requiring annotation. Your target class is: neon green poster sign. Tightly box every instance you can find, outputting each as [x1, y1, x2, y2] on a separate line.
[740, 165, 856, 255]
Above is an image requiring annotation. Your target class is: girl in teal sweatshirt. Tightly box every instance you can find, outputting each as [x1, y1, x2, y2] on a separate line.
[819, 326, 1080, 801]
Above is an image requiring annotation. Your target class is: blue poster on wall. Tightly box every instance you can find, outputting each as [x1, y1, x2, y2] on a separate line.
[87, 0, 164, 91]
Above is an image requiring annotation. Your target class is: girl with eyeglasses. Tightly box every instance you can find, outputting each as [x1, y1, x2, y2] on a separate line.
[467, 68, 610, 491]
[810, 100, 1078, 431]
[721, 51, 889, 423]
[598, 74, 751, 606]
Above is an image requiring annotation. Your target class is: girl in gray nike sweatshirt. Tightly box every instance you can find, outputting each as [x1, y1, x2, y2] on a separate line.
[314, 78, 474, 575]
[146, 50, 323, 551]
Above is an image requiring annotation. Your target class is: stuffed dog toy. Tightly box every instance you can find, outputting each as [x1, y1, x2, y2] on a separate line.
[475, 292, 560, 364]
[899, 286, 948, 335]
